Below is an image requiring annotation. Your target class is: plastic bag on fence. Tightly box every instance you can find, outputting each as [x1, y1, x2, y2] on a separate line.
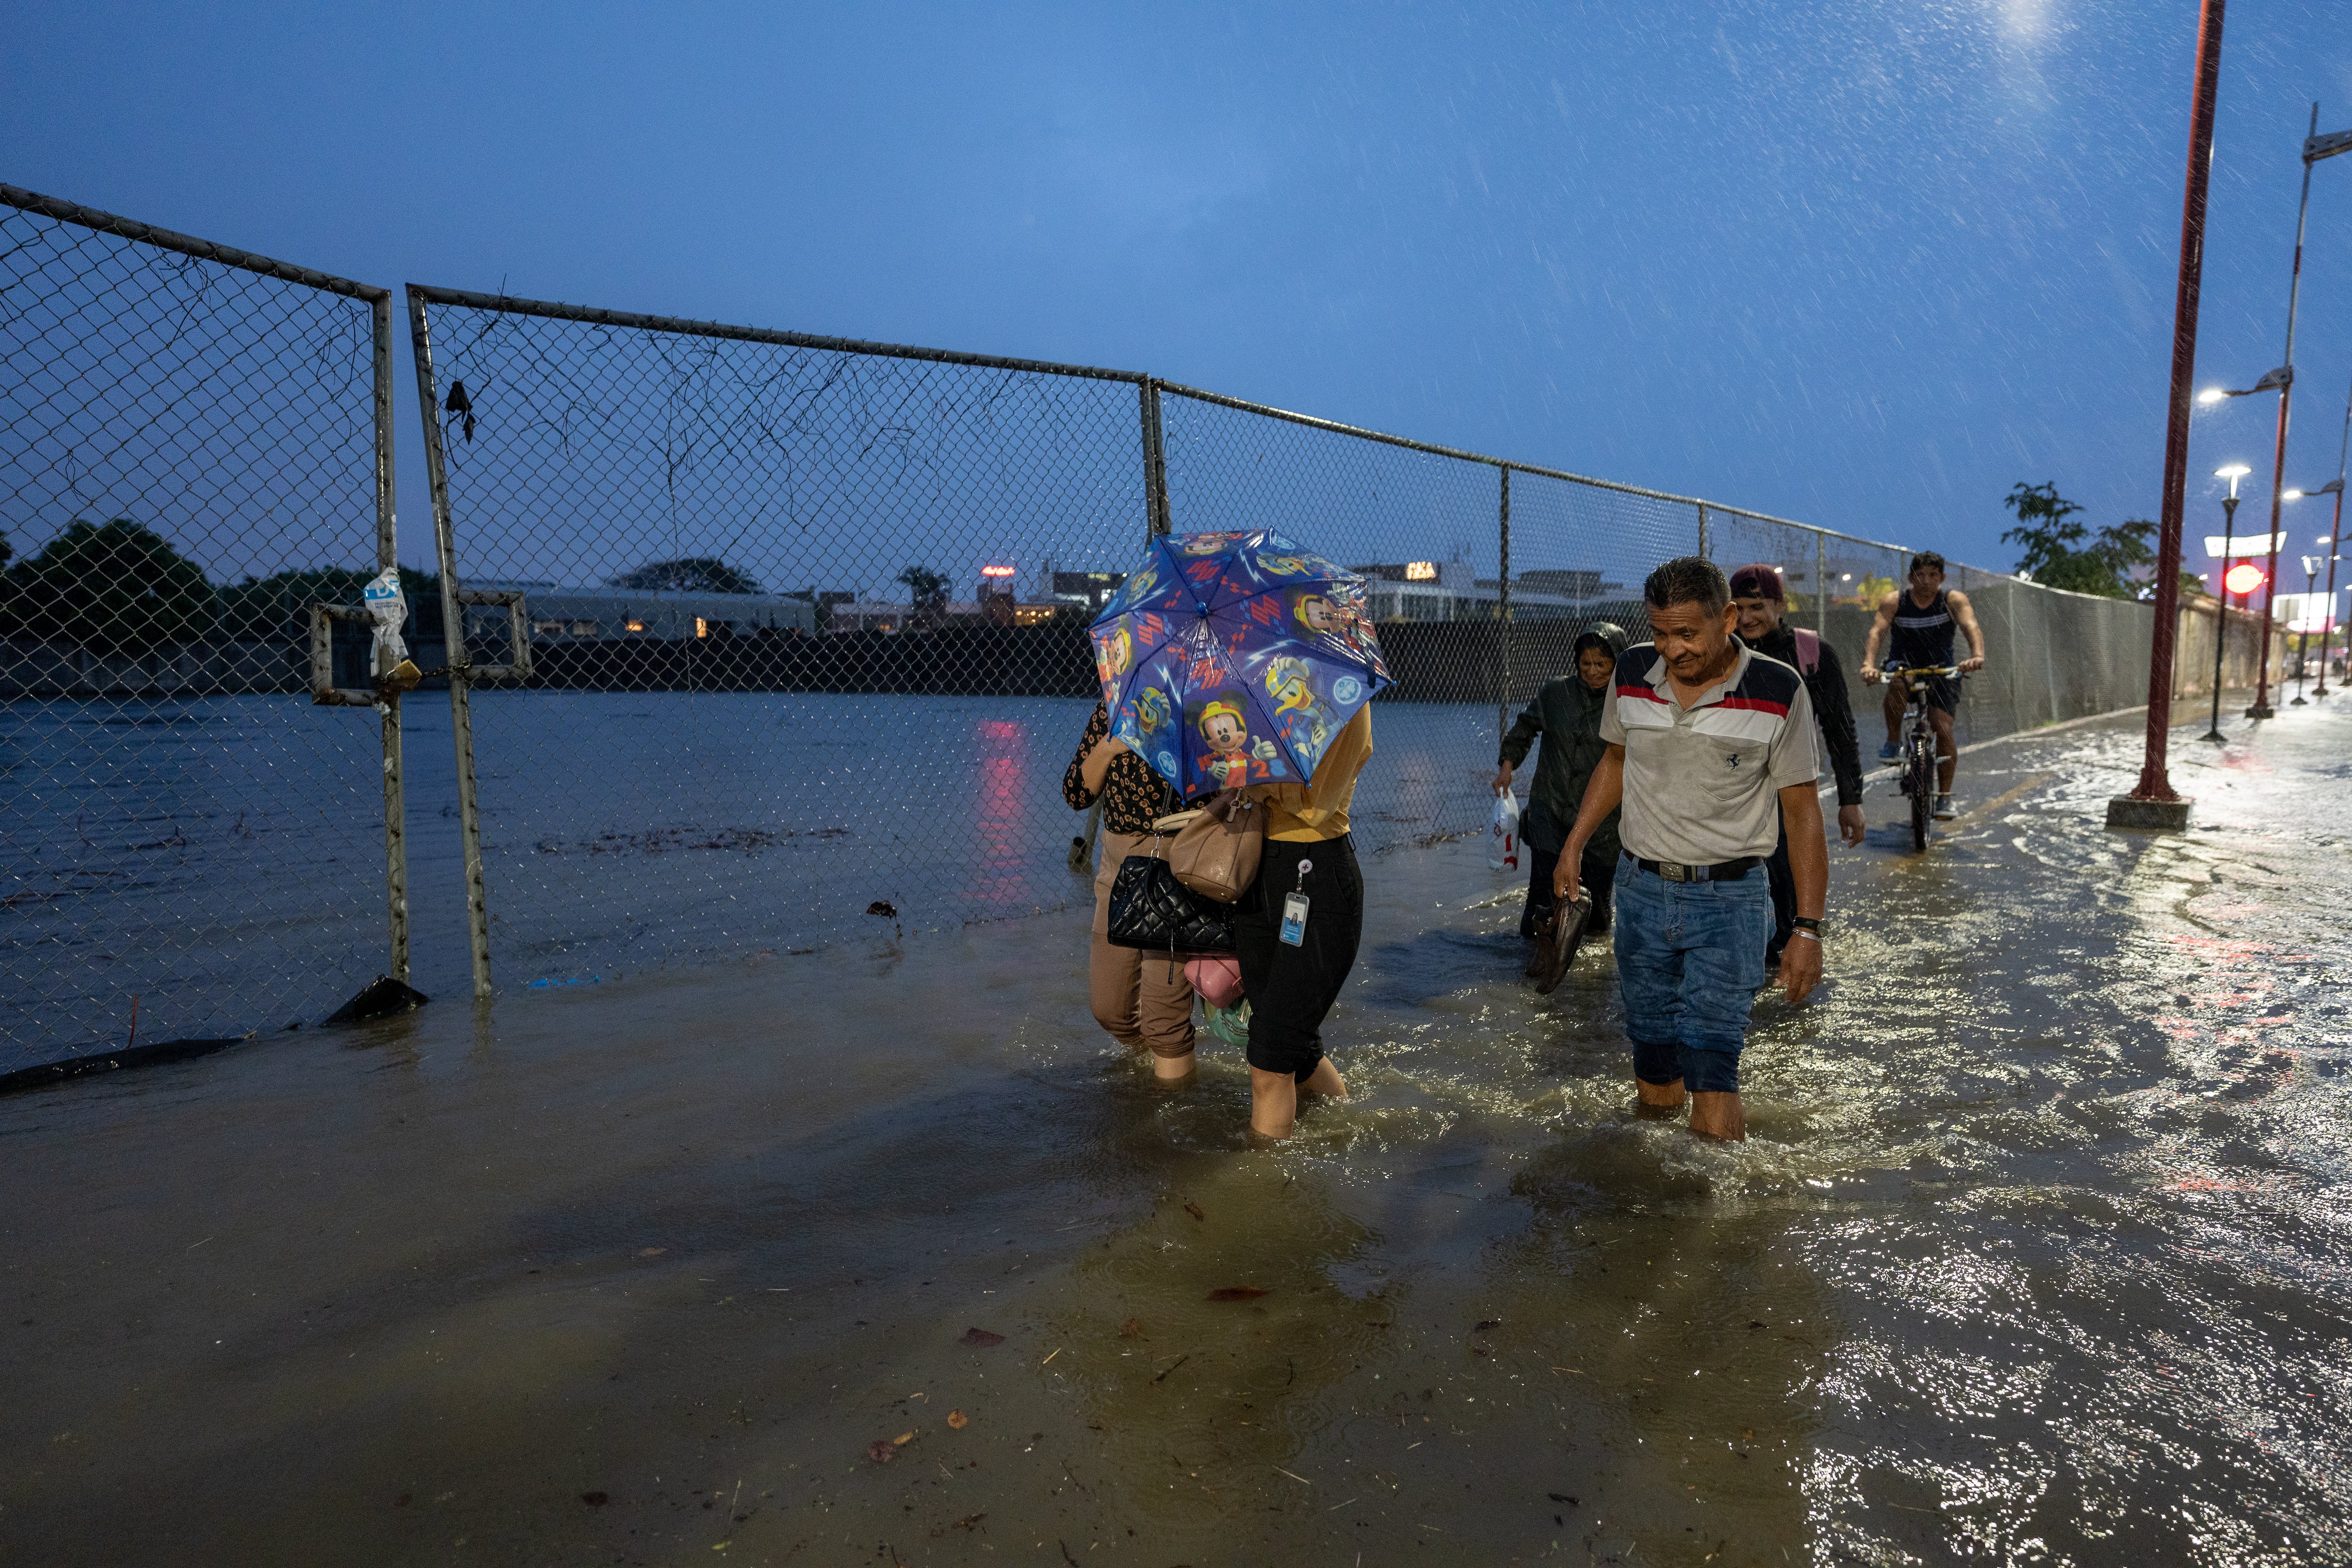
[1488, 789, 1521, 873]
[363, 567, 408, 670]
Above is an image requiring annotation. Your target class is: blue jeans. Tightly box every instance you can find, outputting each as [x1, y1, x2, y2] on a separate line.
[1613, 852, 1772, 1094]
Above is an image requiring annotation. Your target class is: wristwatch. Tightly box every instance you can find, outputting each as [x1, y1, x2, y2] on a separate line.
[1791, 915, 1825, 936]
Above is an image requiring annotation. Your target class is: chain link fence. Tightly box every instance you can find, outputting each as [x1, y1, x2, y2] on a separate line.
[8, 182, 2212, 1035]
[1, 186, 404, 1071]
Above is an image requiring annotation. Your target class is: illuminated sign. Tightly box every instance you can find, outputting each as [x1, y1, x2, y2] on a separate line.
[1405, 561, 1438, 581]
[2224, 563, 2265, 595]
[979, 565, 1017, 578]
[2203, 532, 2288, 559]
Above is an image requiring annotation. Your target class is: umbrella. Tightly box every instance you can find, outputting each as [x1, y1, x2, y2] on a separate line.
[1089, 529, 1392, 800]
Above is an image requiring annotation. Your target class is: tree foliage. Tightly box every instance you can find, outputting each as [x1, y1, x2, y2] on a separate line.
[609, 557, 762, 595]
[897, 564, 951, 609]
[2001, 482, 2156, 598]
[6, 518, 218, 653]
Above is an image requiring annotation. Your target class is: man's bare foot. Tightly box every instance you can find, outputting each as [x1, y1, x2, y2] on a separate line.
[1635, 1077, 1687, 1117]
[1152, 1049, 1196, 1081]
[1689, 1090, 1746, 1141]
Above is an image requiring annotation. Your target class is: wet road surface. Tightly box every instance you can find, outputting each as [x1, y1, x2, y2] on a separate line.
[2, 702, 2347, 1566]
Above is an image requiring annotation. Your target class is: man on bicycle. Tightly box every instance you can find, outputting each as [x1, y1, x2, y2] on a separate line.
[1859, 551, 1986, 821]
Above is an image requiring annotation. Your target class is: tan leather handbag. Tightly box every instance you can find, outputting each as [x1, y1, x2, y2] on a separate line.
[1158, 790, 1264, 903]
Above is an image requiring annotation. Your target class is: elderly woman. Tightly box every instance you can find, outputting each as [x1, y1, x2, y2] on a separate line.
[1063, 702, 1196, 1077]
[1493, 623, 1625, 946]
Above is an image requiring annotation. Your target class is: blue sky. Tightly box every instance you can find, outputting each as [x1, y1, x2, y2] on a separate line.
[6, 0, 2351, 584]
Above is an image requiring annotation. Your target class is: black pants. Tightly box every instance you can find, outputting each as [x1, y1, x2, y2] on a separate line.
[1764, 816, 1794, 965]
[1236, 836, 1363, 1081]
[1521, 841, 1615, 939]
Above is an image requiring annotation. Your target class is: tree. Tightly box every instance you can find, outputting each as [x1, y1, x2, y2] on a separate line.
[897, 564, 951, 613]
[2001, 482, 2155, 599]
[609, 557, 762, 594]
[8, 518, 217, 653]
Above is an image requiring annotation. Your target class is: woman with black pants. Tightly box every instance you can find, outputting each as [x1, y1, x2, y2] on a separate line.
[1236, 705, 1373, 1138]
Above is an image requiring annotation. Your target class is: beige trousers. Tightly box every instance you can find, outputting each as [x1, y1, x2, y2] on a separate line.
[1090, 829, 1197, 1058]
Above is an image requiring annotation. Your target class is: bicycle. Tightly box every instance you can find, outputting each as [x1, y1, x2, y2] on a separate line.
[1889, 664, 1962, 852]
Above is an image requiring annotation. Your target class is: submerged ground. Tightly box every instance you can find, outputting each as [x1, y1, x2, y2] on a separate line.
[3, 703, 2347, 1567]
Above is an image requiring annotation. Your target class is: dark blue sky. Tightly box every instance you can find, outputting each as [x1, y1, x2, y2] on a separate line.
[6, 1, 2350, 582]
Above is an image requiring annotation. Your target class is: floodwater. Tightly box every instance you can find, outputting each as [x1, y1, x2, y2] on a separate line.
[0, 693, 1495, 1067]
[2, 703, 2348, 1566]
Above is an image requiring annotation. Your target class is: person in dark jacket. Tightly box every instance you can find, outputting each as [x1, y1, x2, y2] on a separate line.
[1727, 564, 1865, 977]
[1493, 623, 1626, 944]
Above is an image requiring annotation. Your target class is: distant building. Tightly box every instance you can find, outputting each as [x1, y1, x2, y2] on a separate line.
[467, 582, 817, 641]
[1351, 561, 1626, 622]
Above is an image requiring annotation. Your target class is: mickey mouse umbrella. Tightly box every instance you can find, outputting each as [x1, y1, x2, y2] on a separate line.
[1089, 529, 1392, 800]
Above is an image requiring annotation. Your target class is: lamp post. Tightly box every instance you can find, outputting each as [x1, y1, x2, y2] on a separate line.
[2291, 553, 2323, 703]
[2247, 105, 2352, 719]
[2112, 0, 2226, 832]
[2202, 464, 2252, 743]
[2311, 373, 2351, 696]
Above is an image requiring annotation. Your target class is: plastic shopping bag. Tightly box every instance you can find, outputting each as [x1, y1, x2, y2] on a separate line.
[1488, 789, 1521, 873]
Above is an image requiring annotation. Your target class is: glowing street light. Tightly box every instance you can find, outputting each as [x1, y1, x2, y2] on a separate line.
[2202, 462, 2253, 743]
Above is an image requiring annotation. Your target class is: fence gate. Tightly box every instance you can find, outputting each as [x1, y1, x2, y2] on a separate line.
[404, 284, 1154, 996]
[0, 186, 407, 1072]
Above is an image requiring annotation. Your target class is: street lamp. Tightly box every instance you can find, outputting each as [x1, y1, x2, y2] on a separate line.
[2245, 104, 2352, 720]
[2310, 373, 2352, 697]
[2291, 552, 2324, 704]
[2202, 463, 2252, 743]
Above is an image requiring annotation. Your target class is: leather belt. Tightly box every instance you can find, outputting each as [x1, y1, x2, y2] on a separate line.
[1631, 855, 1759, 883]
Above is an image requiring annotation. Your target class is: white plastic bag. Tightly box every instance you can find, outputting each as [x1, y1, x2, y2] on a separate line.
[362, 567, 408, 673]
[1488, 789, 1521, 873]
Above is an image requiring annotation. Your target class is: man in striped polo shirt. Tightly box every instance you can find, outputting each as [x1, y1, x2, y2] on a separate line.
[1553, 557, 1828, 1141]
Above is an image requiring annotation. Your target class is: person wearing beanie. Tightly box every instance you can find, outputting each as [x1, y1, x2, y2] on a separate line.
[1726, 563, 1866, 980]
[1494, 621, 1626, 948]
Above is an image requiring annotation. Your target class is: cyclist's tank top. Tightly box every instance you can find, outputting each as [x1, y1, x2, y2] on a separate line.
[1889, 588, 1955, 666]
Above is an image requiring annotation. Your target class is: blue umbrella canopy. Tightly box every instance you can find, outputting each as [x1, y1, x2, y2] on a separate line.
[1089, 529, 1392, 800]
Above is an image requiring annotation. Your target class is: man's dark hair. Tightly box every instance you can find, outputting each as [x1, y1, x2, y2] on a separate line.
[1908, 550, 1947, 576]
[1642, 555, 1729, 616]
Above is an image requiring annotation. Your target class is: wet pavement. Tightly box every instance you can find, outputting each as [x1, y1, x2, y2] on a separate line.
[3, 700, 2348, 1566]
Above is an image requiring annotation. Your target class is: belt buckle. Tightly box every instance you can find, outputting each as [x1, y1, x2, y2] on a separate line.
[1660, 860, 1691, 883]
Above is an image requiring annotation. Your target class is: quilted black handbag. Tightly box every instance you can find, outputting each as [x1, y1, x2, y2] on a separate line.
[1106, 852, 1236, 956]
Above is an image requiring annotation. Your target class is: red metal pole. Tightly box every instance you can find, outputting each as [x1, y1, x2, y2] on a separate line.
[2249, 103, 2321, 719]
[2129, 0, 2226, 804]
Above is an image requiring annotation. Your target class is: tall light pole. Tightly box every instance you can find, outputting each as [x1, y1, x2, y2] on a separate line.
[2249, 105, 2352, 719]
[2292, 551, 2323, 704]
[2311, 371, 2351, 697]
[2203, 463, 2251, 743]
[2111, 0, 2226, 832]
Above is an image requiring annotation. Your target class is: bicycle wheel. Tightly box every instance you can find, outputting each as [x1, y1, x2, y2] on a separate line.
[1907, 737, 1931, 852]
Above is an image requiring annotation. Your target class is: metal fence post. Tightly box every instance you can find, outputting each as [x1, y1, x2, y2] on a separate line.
[370, 294, 410, 983]
[1697, 501, 1709, 560]
[404, 289, 494, 1000]
[1141, 378, 1172, 537]
[1815, 531, 1828, 627]
[1498, 466, 1513, 737]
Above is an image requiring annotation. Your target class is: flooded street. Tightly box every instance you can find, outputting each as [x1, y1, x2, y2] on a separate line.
[3, 702, 2348, 1566]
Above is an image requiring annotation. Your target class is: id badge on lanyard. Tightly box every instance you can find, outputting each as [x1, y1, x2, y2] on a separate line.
[1279, 856, 1312, 946]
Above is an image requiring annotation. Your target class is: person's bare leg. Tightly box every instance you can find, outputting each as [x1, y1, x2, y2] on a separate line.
[1636, 1076, 1687, 1116]
[1932, 711, 1958, 791]
[1299, 1057, 1347, 1098]
[1153, 1049, 1196, 1081]
[1882, 684, 1905, 749]
[1250, 1066, 1300, 1138]
[1689, 1090, 1746, 1141]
